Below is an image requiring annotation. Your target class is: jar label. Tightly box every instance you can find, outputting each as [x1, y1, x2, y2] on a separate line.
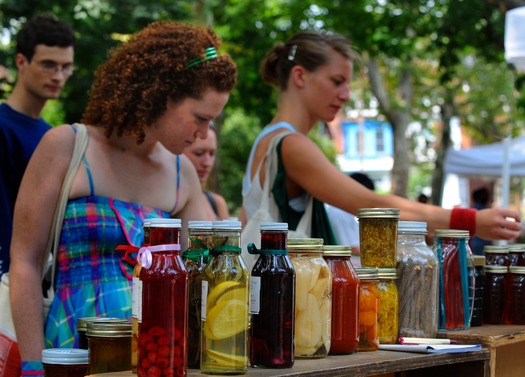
[132, 277, 142, 321]
[249, 276, 261, 314]
[201, 280, 208, 321]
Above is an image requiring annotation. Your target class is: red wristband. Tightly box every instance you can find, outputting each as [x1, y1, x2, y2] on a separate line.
[450, 207, 477, 237]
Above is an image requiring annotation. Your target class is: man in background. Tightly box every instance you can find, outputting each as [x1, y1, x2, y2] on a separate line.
[470, 187, 493, 255]
[325, 172, 376, 266]
[0, 13, 76, 276]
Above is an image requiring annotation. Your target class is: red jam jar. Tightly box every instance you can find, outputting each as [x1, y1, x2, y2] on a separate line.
[323, 245, 359, 355]
[505, 266, 525, 324]
[484, 245, 510, 267]
[42, 348, 89, 377]
[483, 265, 508, 324]
[508, 244, 525, 266]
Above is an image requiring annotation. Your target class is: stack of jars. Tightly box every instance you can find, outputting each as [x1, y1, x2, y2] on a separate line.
[357, 208, 400, 350]
[483, 244, 525, 325]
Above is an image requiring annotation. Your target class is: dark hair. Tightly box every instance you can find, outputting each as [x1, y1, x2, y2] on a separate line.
[16, 13, 76, 62]
[260, 30, 359, 90]
[350, 172, 375, 191]
[472, 187, 490, 205]
[82, 21, 237, 144]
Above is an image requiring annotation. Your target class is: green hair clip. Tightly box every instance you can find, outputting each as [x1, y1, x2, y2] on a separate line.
[187, 47, 219, 69]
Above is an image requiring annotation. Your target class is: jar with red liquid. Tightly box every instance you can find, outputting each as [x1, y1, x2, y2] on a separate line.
[138, 240, 188, 377]
[323, 245, 359, 355]
[484, 245, 510, 266]
[201, 220, 249, 375]
[396, 221, 439, 338]
[249, 222, 295, 368]
[355, 267, 379, 351]
[508, 244, 525, 266]
[132, 218, 181, 374]
[483, 265, 508, 324]
[181, 220, 213, 369]
[506, 266, 525, 324]
[287, 238, 332, 359]
[42, 348, 89, 377]
[434, 230, 474, 331]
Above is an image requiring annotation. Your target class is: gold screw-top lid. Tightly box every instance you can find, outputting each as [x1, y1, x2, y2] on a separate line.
[473, 255, 486, 266]
[484, 245, 509, 254]
[77, 317, 127, 332]
[484, 265, 508, 274]
[377, 267, 397, 279]
[355, 267, 378, 279]
[86, 321, 132, 338]
[323, 245, 352, 257]
[509, 266, 525, 274]
[508, 244, 525, 253]
[435, 229, 470, 238]
[287, 238, 324, 253]
[358, 208, 400, 219]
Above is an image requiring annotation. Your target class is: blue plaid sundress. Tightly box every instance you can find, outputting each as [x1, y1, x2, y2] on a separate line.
[44, 195, 169, 348]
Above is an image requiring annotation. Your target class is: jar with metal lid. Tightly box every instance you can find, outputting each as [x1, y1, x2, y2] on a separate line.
[506, 266, 525, 324]
[508, 244, 525, 266]
[287, 238, 332, 358]
[42, 348, 89, 377]
[471, 255, 486, 327]
[181, 220, 212, 369]
[434, 229, 474, 330]
[358, 208, 400, 268]
[77, 317, 128, 350]
[483, 265, 508, 324]
[377, 268, 398, 344]
[355, 267, 379, 351]
[132, 218, 181, 374]
[484, 245, 510, 266]
[201, 220, 249, 375]
[396, 221, 439, 338]
[249, 222, 295, 368]
[323, 245, 359, 355]
[87, 321, 132, 374]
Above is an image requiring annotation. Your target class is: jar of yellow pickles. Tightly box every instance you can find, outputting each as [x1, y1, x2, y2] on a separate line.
[358, 208, 400, 268]
[377, 268, 398, 344]
[287, 238, 332, 358]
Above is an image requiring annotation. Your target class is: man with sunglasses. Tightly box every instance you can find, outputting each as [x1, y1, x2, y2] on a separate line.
[0, 13, 75, 277]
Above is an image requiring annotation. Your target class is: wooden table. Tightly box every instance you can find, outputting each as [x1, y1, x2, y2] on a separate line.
[438, 324, 525, 377]
[88, 349, 489, 377]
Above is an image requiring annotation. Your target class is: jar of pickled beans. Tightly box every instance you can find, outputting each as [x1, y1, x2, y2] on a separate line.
[201, 220, 249, 375]
[377, 268, 398, 344]
[249, 222, 295, 368]
[323, 245, 359, 355]
[287, 238, 332, 359]
[358, 208, 400, 268]
[182, 220, 212, 369]
[355, 267, 379, 351]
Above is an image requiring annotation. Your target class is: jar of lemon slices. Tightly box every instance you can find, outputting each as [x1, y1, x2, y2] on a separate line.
[201, 220, 249, 375]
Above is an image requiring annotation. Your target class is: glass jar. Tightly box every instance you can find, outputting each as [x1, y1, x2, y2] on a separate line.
[483, 265, 508, 325]
[132, 218, 181, 374]
[471, 255, 486, 327]
[249, 222, 295, 368]
[506, 266, 525, 324]
[42, 348, 89, 377]
[287, 238, 332, 359]
[484, 245, 510, 266]
[396, 221, 439, 338]
[87, 321, 132, 374]
[508, 244, 525, 266]
[201, 220, 249, 375]
[434, 229, 474, 330]
[323, 245, 359, 355]
[355, 267, 379, 351]
[358, 208, 400, 268]
[377, 268, 398, 344]
[77, 317, 127, 350]
[137, 241, 188, 377]
[182, 220, 212, 369]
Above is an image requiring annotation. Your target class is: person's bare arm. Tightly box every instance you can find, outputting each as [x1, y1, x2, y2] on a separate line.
[279, 133, 521, 240]
[10, 126, 76, 361]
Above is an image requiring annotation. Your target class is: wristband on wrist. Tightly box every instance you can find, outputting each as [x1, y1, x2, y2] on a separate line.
[450, 207, 477, 237]
[21, 361, 44, 376]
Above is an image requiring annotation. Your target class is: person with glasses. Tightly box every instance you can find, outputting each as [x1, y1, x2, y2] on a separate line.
[8, 21, 236, 374]
[0, 13, 75, 278]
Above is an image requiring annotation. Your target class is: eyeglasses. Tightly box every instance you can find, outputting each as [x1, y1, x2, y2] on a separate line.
[34, 60, 75, 76]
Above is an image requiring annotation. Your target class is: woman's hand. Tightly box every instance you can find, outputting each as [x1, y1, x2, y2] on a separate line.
[476, 208, 522, 241]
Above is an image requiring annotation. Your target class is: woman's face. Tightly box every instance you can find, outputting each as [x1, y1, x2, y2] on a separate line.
[183, 129, 217, 186]
[302, 49, 352, 122]
[154, 88, 229, 155]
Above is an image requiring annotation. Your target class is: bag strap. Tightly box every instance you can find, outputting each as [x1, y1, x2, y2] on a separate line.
[42, 123, 89, 282]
